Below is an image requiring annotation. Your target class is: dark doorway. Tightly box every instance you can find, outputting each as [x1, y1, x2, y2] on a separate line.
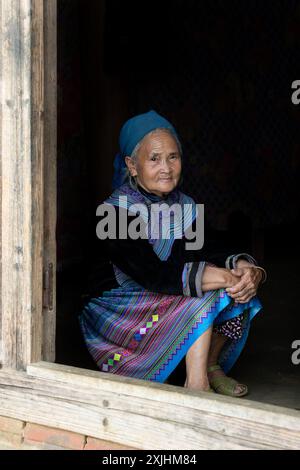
[56, 0, 300, 409]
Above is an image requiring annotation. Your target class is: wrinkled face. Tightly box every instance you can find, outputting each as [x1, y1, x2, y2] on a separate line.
[125, 129, 182, 197]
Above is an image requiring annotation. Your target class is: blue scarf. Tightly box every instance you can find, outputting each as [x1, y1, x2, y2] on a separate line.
[112, 110, 179, 190]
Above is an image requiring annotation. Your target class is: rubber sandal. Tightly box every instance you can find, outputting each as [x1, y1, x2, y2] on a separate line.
[207, 364, 248, 397]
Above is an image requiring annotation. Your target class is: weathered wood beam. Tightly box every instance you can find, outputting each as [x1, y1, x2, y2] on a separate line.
[41, 0, 56, 362]
[1, 363, 299, 450]
[0, 0, 45, 368]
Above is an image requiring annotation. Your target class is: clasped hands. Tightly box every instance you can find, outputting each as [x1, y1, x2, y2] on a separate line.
[226, 259, 263, 304]
[202, 259, 263, 303]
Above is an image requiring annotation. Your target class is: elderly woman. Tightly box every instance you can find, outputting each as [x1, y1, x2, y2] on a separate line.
[79, 110, 266, 397]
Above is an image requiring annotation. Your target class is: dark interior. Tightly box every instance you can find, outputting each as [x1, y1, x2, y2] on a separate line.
[56, 0, 300, 409]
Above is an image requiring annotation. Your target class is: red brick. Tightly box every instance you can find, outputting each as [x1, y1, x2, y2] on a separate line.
[84, 437, 137, 451]
[18, 440, 42, 450]
[24, 423, 85, 450]
[23, 439, 68, 450]
[0, 430, 23, 448]
[0, 416, 24, 434]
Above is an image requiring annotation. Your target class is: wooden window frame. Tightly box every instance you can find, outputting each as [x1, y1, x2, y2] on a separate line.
[0, 0, 299, 450]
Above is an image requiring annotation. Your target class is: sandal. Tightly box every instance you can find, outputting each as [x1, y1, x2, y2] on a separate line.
[207, 364, 248, 397]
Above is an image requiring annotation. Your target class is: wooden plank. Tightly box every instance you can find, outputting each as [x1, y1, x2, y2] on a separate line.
[31, 0, 45, 365]
[28, 361, 300, 430]
[0, 362, 285, 450]
[1, 0, 34, 368]
[1, 368, 298, 450]
[0, 0, 2, 356]
[42, 0, 57, 362]
[0, 0, 44, 368]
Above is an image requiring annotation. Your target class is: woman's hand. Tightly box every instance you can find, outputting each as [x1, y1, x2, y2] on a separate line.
[225, 260, 263, 303]
[201, 266, 241, 292]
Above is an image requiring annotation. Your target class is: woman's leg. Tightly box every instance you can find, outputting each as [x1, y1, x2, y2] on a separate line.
[208, 331, 228, 366]
[207, 331, 246, 394]
[184, 325, 213, 391]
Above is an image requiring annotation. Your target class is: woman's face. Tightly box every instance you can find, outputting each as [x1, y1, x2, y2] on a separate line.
[125, 129, 182, 197]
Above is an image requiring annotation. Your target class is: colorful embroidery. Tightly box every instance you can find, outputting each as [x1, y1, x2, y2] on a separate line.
[101, 313, 159, 372]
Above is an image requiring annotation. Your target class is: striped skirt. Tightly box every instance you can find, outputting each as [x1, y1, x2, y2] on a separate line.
[79, 287, 262, 383]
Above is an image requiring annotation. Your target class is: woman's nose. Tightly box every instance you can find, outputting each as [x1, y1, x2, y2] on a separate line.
[160, 160, 171, 171]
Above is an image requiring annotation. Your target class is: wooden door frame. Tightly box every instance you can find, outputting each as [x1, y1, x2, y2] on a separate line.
[1, 0, 45, 369]
[0, 0, 56, 368]
[0, 0, 299, 450]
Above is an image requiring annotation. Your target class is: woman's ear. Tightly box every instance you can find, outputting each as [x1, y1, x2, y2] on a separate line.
[125, 156, 138, 177]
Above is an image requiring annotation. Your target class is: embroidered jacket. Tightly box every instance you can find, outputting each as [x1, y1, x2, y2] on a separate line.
[83, 185, 257, 303]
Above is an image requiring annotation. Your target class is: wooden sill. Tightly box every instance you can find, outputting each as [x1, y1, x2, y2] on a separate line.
[0, 362, 299, 450]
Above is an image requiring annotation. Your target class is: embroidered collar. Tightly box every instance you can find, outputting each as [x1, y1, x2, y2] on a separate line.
[104, 182, 197, 260]
[136, 184, 170, 203]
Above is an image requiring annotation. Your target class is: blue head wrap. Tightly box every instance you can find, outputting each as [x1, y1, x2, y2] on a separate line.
[112, 110, 179, 190]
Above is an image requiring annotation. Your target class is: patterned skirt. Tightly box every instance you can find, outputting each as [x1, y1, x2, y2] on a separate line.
[79, 287, 262, 383]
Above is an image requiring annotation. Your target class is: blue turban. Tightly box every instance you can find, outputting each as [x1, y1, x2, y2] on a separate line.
[112, 110, 179, 190]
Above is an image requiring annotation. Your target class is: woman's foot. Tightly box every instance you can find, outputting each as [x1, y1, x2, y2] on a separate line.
[184, 376, 211, 392]
[207, 364, 248, 397]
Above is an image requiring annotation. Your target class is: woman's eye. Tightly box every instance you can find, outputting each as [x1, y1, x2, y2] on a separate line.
[150, 156, 158, 161]
[170, 155, 178, 160]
